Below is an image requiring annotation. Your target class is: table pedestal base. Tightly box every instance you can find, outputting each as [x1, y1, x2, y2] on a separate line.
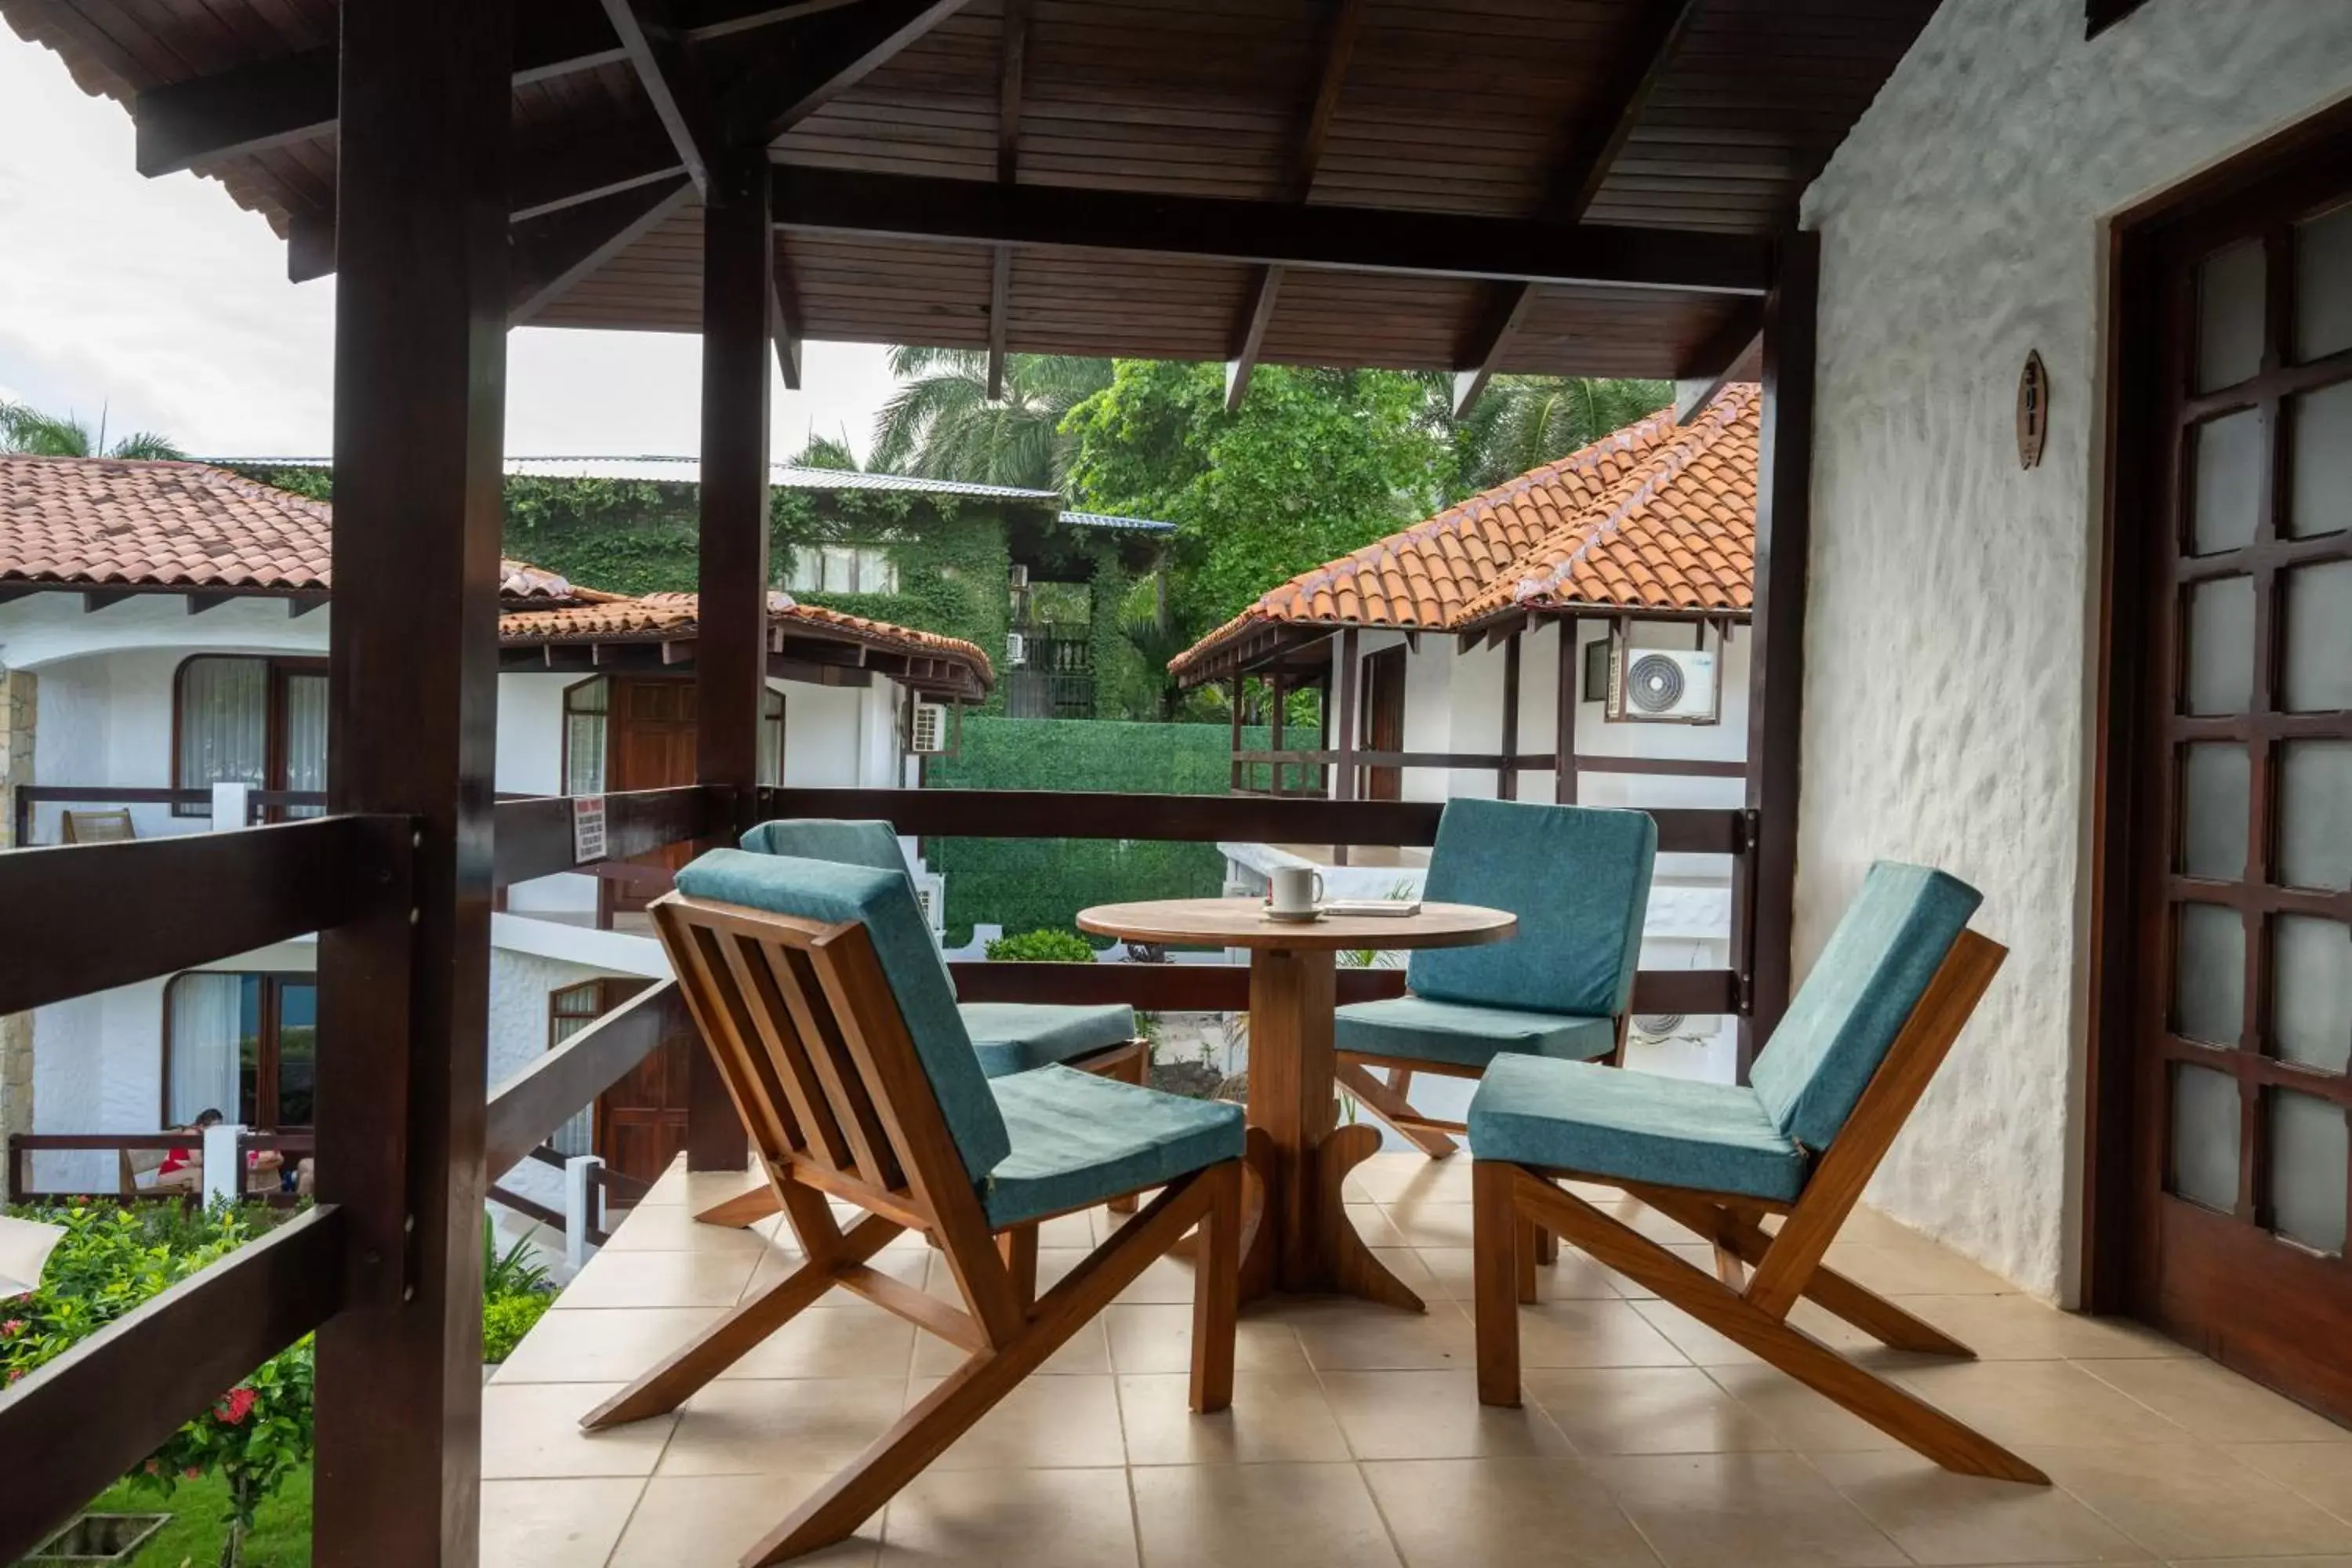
[1239, 946, 1425, 1312]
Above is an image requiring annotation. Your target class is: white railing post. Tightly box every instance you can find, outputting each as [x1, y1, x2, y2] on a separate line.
[210, 781, 252, 830]
[564, 1154, 604, 1269]
[202, 1122, 244, 1207]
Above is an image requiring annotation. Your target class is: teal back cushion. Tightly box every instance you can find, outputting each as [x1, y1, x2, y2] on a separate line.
[1409, 799, 1657, 1018]
[672, 848, 1011, 1180]
[1750, 862, 1983, 1153]
[741, 818, 956, 998]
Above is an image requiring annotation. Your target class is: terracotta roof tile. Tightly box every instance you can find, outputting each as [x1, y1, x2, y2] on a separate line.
[1170, 387, 1756, 681]
[0, 454, 579, 601]
[498, 591, 994, 688]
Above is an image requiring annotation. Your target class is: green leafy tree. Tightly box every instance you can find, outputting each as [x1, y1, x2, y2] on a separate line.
[0, 399, 185, 460]
[870, 347, 1111, 490]
[1443, 376, 1671, 492]
[1062, 360, 1450, 633]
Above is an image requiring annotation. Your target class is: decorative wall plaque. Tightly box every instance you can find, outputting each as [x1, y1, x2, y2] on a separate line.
[2016, 350, 2049, 470]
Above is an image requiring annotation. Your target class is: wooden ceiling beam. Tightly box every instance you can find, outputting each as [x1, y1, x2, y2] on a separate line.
[771, 259, 804, 391]
[769, 166, 1772, 294]
[1451, 0, 1705, 414]
[1226, 0, 1365, 412]
[1672, 296, 1765, 420]
[720, 0, 972, 149]
[600, 0, 720, 193]
[509, 177, 696, 324]
[986, 0, 1032, 401]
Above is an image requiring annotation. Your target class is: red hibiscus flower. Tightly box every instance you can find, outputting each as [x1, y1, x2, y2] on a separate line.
[217, 1385, 259, 1425]
[1, 1319, 23, 1337]
[183, 1467, 203, 1481]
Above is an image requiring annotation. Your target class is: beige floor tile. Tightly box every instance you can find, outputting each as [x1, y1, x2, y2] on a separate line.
[1350, 1201, 1414, 1247]
[599, 1202, 786, 1253]
[1362, 1456, 1664, 1567]
[1809, 1448, 2153, 1563]
[722, 1301, 916, 1380]
[494, 1305, 726, 1385]
[1384, 1199, 1478, 1249]
[1118, 1370, 1352, 1465]
[608, 1473, 879, 1567]
[1348, 1153, 1472, 1205]
[1896, 1294, 2193, 1360]
[2226, 1443, 2352, 1521]
[2160, 1559, 2352, 1566]
[1103, 1301, 1310, 1374]
[479, 1475, 645, 1566]
[909, 1370, 1126, 1469]
[482, 1381, 676, 1479]
[658, 1377, 909, 1475]
[1622, 1297, 1886, 1367]
[2034, 1444, 2352, 1560]
[1704, 1363, 1905, 1454]
[1889, 1359, 2198, 1448]
[1110, 1250, 1203, 1304]
[1596, 1197, 1708, 1245]
[1033, 1208, 1097, 1249]
[1515, 1298, 1692, 1368]
[1825, 1240, 2015, 1295]
[746, 1243, 924, 1301]
[1606, 1244, 1720, 1300]
[921, 1247, 1088, 1305]
[635, 1163, 766, 1212]
[2078, 1357, 2352, 1444]
[1526, 1367, 1785, 1456]
[1588, 1452, 1908, 1567]
[1131, 1461, 1405, 1568]
[1290, 1298, 1478, 1370]
[1824, 1205, 1936, 1249]
[911, 1315, 1109, 1377]
[1417, 1244, 1623, 1301]
[1324, 1369, 1573, 1460]
[878, 1465, 1138, 1566]
[558, 1247, 763, 1310]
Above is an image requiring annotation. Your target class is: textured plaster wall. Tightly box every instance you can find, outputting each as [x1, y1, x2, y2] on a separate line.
[487, 946, 627, 1207]
[1797, 0, 2352, 1298]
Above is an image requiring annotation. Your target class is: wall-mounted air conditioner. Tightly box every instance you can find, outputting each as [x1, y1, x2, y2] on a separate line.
[1606, 644, 1719, 724]
[1004, 630, 1028, 667]
[909, 701, 949, 755]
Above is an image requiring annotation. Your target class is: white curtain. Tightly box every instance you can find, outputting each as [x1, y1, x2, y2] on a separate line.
[168, 974, 243, 1126]
[282, 672, 328, 815]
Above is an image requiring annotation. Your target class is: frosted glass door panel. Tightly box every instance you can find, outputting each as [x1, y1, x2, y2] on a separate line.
[2289, 383, 2352, 539]
[2281, 560, 2352, 713]
[2269, 1090, 2348, 1254]
[2190, 409, 2263, 555]
[2171, 1062, 2241, 1214]
[2198, 239, 2266, 391]
[2274, 916, 2352, 1074]
[2174, 903, 2245, 1046]
[2279, 741, 2352, 891]
[2183, 576, 2256, 716]
[2179, 743, 2249, 880]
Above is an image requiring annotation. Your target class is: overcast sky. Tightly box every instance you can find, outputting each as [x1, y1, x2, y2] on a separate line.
[0, 31, 899, 463]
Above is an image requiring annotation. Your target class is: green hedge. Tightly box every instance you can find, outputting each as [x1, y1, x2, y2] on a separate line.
[926, 717, 1268, 945]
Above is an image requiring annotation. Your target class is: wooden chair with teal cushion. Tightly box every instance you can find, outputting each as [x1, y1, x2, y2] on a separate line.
[591, 849, 1245, 1565]
[1334, 797, 1656, 1160]
[1467, 861, 2047, 1485]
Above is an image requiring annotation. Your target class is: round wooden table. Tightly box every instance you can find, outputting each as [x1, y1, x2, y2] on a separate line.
[1076, 897, 1516, 1312]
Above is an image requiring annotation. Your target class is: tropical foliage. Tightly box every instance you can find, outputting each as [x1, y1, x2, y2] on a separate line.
[870, 347, 1112, 490]
[0, 398, 184, 460]
[982, 927, 1098, 963]
[1446, 375, 1671, 492]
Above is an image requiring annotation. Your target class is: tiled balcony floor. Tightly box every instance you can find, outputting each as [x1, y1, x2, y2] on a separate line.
[485, 1154, 2352, 1567]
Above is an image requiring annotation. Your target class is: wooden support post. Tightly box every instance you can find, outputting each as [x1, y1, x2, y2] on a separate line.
[1497, 630, 1521, 800]
[1732, 231, 1819, 1075]
[1269, 670, 1286, 797]
[688, 151, 771, 1172]
[1229, 677, 1244, 793]
[1332, 628, 1358, 867]
[310, 1, 510, 1559]
[1555, 615, 1580, 804]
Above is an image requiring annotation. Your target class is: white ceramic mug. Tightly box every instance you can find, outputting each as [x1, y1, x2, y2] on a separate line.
[1268, 865, 1326, 916]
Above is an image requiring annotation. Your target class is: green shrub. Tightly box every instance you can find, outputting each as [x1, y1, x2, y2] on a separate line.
[483, 1291, 556, 1364]
[485, 1230, 554, 1298]
[984, 928, 1097, 963]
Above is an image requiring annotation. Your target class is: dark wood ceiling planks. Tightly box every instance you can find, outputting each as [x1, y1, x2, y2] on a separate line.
[0, 0, 1943, 379]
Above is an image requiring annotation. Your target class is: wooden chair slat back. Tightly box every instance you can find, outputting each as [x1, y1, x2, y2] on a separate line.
[702, 926, 815, 1155]
[1746, 929, 2006, 1316]
[768, 935, 906, 1192]
[657, 904, 803, 1172]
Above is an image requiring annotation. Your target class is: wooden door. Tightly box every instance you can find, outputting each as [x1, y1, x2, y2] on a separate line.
[572, 979, 674, 1188]
[606, 677, 698, 915]
[1362, 645, 1406, 802]
[2117, 149, 2352, 1420]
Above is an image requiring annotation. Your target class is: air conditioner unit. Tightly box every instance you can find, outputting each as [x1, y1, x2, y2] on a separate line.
[913, 872, 946, 937]
[909, 701, 949, 755]
[1004, 630, 1028, 667]
[1606, 644, 1720, 724]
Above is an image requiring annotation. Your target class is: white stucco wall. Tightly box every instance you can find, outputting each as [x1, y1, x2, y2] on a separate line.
[1797, 0, 2352, 1298]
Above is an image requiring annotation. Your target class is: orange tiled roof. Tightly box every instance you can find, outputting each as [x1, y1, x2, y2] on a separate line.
[1168, 387, 1755, 681]
[0, 454, 583, 601]
[499, 590, 995, 688]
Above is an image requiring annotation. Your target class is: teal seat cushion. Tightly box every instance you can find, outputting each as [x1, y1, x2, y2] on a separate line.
[672, 849, 1011, 1181]
[1410, 799, 1657, 1018]
[1468, 1054, 1807, 1201]
[1751, 862, 1982, 1154]
[983, 1065, 1244, 1228]
[1334, 993, 1616, 1069]
[960, 1001, 1138, 1077]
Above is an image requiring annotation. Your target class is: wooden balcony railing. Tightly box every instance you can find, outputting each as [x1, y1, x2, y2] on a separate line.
[6, 1131, 317, 1209]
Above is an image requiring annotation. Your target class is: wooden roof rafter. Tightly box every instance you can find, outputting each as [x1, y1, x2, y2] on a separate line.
[985, 0, 1031, 401]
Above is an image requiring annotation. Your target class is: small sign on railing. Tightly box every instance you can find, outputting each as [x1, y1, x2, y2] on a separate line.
[572, 794, 608, 865]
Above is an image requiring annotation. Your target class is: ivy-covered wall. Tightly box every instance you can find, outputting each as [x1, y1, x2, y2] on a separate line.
[923, 716, 1269, 945]
[230, 466, 1157, 717]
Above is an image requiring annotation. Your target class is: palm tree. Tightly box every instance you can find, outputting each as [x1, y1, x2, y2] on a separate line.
[786, 430, 861, 470]
[1442, 376, 1671, 494]
[0, 399, 184, 460]
[869, 347, 1110, 491]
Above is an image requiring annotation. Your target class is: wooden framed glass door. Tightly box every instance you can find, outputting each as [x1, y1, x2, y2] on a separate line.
[2118, 143, 2352, 1418]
